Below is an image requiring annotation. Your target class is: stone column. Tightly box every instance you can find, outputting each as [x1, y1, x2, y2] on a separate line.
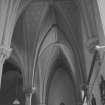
[0, 45, 12, 87]
[25, 92, 32, 105]
[24, 87, 36, 105]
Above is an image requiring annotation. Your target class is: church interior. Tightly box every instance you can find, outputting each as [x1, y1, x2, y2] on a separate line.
[0, 0, 105, 105]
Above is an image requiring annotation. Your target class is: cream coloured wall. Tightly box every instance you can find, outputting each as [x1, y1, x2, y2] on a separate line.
[48, 68, 76, 105]
[97, 0, 105, 38]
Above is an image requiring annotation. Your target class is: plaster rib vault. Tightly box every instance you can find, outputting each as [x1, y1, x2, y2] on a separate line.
[0, 0, 105, 105]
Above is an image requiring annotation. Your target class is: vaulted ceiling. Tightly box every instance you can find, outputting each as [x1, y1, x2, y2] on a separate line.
[0, 0, 103, 104]
[0, 1, 85, 104]
[10, 0, 85, 88]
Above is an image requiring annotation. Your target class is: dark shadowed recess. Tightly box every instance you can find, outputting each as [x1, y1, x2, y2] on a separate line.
[0, 60, 25, 105]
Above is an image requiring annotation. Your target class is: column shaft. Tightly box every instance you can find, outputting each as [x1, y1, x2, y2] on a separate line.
[25, 93, 32, 105]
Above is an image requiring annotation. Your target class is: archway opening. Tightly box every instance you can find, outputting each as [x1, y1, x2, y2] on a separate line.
[0, 59, 25, 105]
[45, 57, 77, 105]
[47, 68, 76, 105]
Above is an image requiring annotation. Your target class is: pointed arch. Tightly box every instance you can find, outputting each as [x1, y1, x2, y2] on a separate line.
[38, 42, 82, 105]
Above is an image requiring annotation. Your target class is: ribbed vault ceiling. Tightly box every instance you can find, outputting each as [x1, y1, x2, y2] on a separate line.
[10, 0, 84, 89]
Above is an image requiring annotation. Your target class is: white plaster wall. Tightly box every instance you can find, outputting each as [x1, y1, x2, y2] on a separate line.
[97, 0, 105, 39]
[48, 68, 76, 105]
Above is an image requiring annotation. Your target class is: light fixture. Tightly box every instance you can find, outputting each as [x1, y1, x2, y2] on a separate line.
[12, 74, 20, 105]
[13, 98, 20, 105]
[96, 45, 105, 49]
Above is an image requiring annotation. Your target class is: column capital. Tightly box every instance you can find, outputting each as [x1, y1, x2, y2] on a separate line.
[86, 37, 99, 53]
[0, 45, 12, 61]
[24, 87, 36, 95]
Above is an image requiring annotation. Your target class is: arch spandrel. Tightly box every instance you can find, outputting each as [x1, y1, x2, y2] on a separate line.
[39, 26, 58, 56]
